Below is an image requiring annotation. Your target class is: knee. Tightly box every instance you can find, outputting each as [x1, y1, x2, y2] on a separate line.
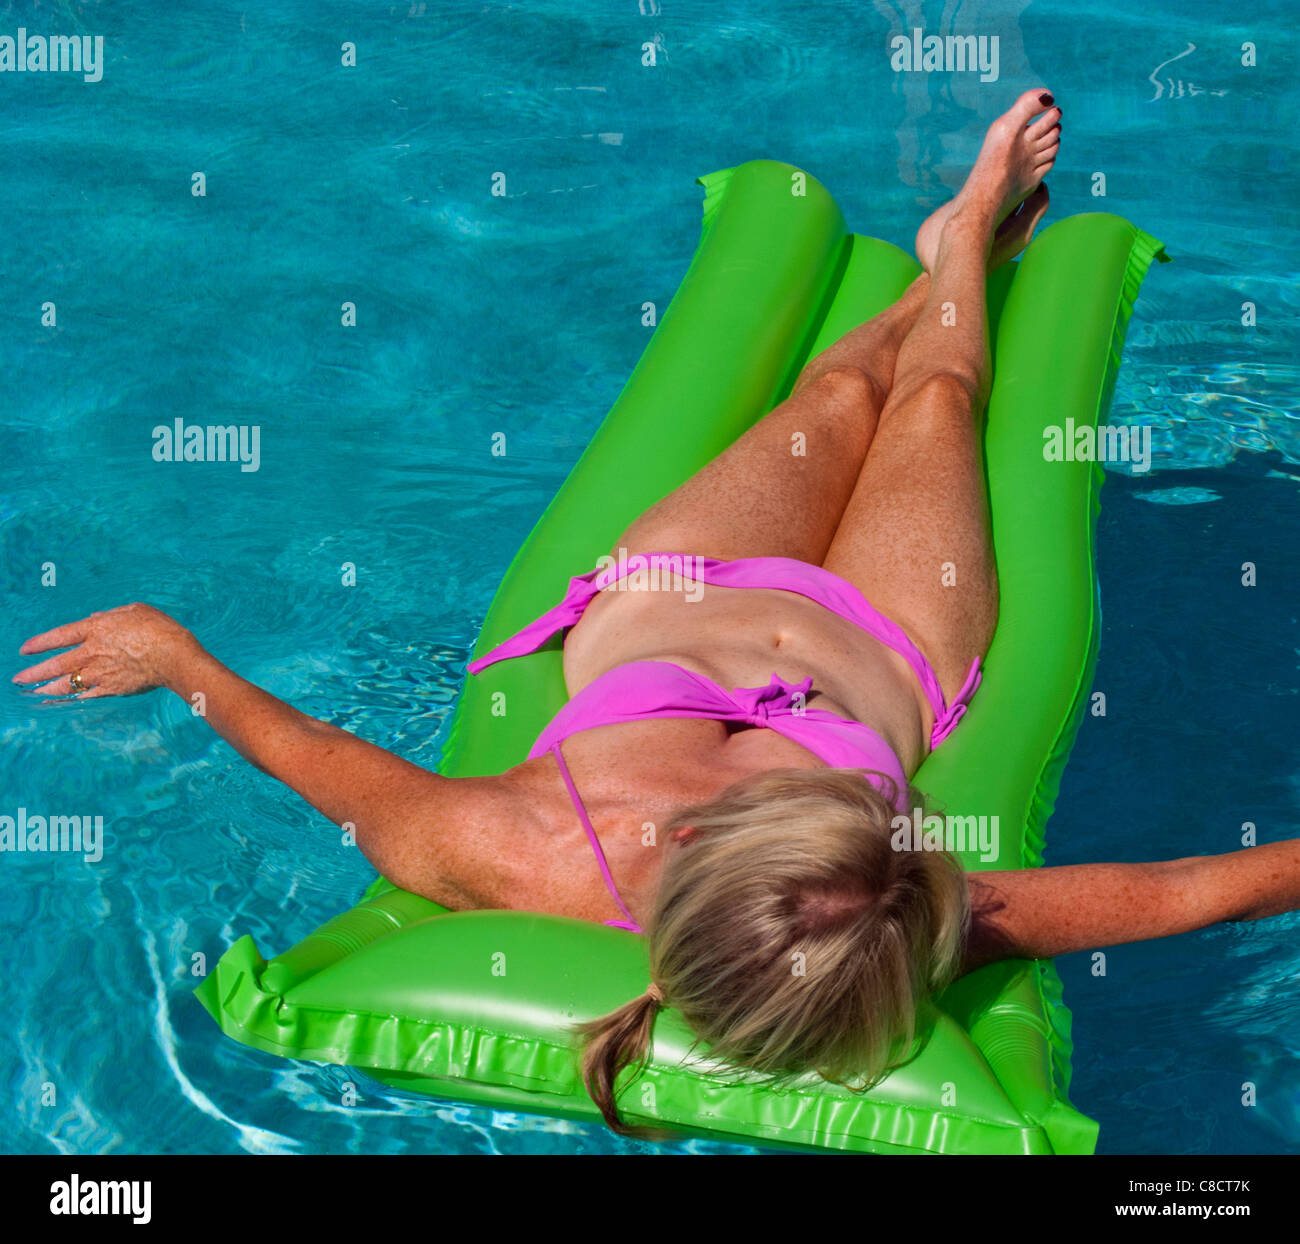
[803, 364, 886, 412]
[892, 368, 988, 415]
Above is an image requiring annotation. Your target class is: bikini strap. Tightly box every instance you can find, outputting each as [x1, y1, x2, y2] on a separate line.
[930, 658, 983, 747]
[466, 567, 604, 675]
[466, 553, 700, 676]
[550, 741, 643, 933]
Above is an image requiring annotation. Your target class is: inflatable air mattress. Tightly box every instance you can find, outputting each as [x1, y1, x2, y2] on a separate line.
[196, 159, 1166, 1154]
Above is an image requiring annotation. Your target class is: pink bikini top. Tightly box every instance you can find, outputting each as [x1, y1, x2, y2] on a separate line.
[536, 662, 912, 931]
[468, 553, 982, 933]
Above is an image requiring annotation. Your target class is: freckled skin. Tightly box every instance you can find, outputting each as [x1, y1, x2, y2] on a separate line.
[962, 849, 1300, 973]
[14, 93, 1300, 969]
[17, 598, 1298, 972]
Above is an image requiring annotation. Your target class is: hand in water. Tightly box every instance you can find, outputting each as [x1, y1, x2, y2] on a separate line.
[13, 602, 201, 700]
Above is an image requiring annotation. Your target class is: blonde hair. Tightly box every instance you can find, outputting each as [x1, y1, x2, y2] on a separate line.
[575, 768, 970, 1137]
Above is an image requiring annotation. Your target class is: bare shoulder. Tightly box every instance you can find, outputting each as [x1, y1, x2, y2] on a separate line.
[960, 869, 1029, 972]
[372, 767, 551, 913]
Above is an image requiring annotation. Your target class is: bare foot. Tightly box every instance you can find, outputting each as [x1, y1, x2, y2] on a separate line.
[915, 90, 1061, 271]
[989, 183, 1050, 268]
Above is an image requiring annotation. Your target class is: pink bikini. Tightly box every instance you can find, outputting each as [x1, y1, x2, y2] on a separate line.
[467, 553, 982, 933]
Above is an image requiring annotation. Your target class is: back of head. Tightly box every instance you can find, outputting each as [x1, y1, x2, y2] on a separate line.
[576, 767, 971, 1135]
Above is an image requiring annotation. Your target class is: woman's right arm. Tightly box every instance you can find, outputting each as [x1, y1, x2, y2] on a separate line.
[960, 841, 1300, 974]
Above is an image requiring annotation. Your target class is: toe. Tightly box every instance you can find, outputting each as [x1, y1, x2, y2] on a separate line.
[1027, 106, 1062, 140]
[1014, 89, 1053, 123]
[1033, 121, 1061, 150]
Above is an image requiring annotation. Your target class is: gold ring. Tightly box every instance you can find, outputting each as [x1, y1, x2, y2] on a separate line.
[69, 670, 85, 692]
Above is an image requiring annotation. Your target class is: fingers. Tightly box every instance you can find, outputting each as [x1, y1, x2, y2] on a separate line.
[30, 668, 102, 698]
[38, 673, 87, 697]
[34, 668, 116, 701]
[14, 653, 107, 698]
[18, 617, 91, 657]
[12, 649, 83, 687]
[60, 685, 114, 701]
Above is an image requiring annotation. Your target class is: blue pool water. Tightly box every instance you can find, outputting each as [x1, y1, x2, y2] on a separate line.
[1, 0, 1296, 1154]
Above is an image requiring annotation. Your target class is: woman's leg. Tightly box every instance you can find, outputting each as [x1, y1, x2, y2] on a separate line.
[822, 89, 1059, 698]
[615, 277, 929, 565]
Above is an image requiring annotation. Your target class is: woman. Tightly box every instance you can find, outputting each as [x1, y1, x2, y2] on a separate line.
[16, 90, 1300, 1136]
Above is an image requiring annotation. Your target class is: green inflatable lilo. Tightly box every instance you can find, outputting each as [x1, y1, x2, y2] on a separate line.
[196, 159, 1165, 1154]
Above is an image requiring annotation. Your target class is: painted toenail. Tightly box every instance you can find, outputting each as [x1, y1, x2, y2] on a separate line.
[1039, 93, 1054, 106]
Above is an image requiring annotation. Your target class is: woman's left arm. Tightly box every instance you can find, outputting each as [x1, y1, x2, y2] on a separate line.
[13, 603, 506, 904]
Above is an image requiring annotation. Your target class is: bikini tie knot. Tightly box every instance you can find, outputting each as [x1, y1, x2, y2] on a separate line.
[731, 674, 814, 725]
[932, 702, 968, 746]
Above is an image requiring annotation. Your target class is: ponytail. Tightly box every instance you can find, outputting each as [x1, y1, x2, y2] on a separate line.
[575, 986, 674, 1140]
[574, 768, 966, 1137]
